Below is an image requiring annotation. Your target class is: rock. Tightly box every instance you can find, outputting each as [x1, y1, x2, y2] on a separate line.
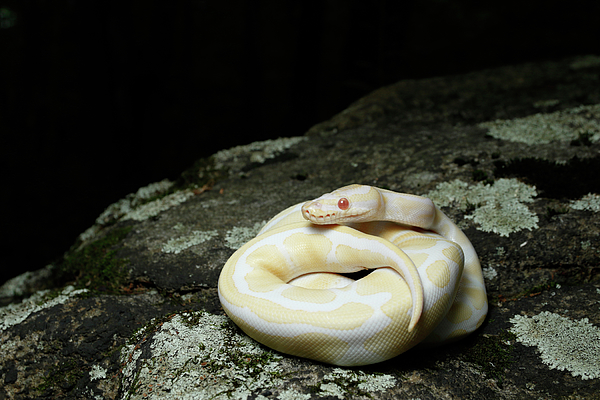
[1, 54, 599, 399]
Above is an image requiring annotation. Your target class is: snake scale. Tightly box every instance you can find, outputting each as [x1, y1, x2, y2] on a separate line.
[218, 185, 488, 366]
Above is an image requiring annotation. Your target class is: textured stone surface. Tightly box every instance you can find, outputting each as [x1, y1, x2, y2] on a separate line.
[1, 55, 599, 399]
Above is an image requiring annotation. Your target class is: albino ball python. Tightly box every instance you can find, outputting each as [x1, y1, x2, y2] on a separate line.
[218, 185, 488, 366]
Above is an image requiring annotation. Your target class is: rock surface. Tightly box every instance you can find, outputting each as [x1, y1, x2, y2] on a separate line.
[1, 55, 600, 400]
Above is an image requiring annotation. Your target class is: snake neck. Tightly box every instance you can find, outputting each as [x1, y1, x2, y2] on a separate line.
[378, 188, 437, 229]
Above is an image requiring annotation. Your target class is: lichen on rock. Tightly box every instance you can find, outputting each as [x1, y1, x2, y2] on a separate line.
[0, 264, 55, 299]
[119, 311, 287, 400]
[162, 230, 219, 254]
[509, 311, 600, 380]
[427, 178, 539, 236]
[79, 179, 186, 243]
[96, 179, 176, 225]
[570, 193, 600, 213]
[224, 221, 266, 250]
[213, 136, 306, 173]
[569, 54, 600, 70]
[318, 368, 397, 399]
[123, 189, 195, 222]
[478, 103, 600, 145]
[0, 285, 87, 333]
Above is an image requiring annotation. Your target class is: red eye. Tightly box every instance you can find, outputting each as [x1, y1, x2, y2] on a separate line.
[337, 198, 349, 210]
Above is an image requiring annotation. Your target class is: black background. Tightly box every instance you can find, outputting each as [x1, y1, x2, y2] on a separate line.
[2, 0, 599, 285]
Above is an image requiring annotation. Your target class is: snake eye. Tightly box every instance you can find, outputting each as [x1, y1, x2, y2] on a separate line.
[337, 198, 349, 210]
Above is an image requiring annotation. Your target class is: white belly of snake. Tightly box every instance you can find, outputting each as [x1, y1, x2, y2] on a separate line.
[218, 185, 488, 366]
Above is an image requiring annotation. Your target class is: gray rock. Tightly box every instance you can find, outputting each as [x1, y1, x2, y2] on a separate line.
[1, 55, 599, 399]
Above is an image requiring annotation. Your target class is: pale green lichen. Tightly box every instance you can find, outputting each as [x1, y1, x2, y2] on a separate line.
[124, 189, 195, 221]
[318, 368, 396, 399]
[162, 230, 219, 254]
[569, 54, 600, 70]
[0, 264, 55, 298]
[80, 179, 185, 242]
[319, 383, 345, 399]
[427, 178, 539, 236]
[482, 266, 498, 280]
[172, 222, 186, 231]
[224, 221, 266, 250]
[89, 365, 107, 381]
[119, 311, 288, 400]
[136, 179, 175, 199]
[509, 311, 600, 380]
[533, 99, 560, 109]
[95, 179, 175, 225]
[570, 193, 600, 212]
[214, 137, 306, 171]
[0, 286, 88, 333]
[478, 103, 600, 145]
[266, 389, 311, 400]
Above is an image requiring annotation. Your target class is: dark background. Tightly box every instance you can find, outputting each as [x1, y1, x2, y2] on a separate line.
[1, 0, 599, 285]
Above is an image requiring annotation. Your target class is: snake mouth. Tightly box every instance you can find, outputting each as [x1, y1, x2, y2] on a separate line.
[303, 208, 366, 224]
[302, 199, 368, 224]
[304, 210, 339, 224]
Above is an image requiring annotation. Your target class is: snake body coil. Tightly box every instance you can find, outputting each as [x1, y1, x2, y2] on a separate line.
[218, 185, 488, 366]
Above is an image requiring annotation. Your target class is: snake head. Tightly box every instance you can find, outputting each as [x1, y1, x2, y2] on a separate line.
[302, 184, 384, 224]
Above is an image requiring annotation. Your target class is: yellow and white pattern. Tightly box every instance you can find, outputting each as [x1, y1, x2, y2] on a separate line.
[218, 185, 488, 366]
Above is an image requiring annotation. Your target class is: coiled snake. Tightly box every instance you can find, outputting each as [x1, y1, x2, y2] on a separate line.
[218, 185, 488, 366]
